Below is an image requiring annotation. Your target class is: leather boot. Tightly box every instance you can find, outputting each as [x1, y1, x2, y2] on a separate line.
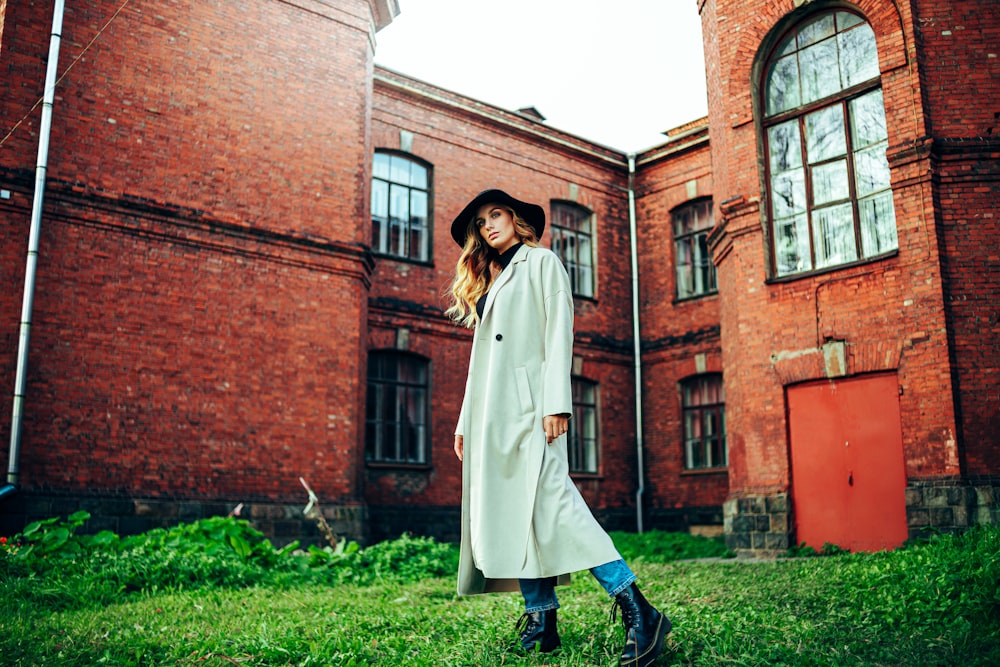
[516, 609, 561, 653]
[611, 583, 670, 666]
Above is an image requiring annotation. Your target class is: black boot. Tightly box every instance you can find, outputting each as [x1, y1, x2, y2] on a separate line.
[516, 609, 561, 653]
[611, 583, 670, 667]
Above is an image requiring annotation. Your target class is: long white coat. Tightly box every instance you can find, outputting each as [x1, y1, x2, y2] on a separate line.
[455, 244, 621, 595]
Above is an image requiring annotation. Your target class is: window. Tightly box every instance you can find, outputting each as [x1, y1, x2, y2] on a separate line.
[682, 375, 727, 470]
[674, 199, 717, 299]
[365, 351, 429, 464]
[551, 201, 595, 297]
[371, 151, 431, 261]
[568, 378, 599, 474]
[762, 10, 897, 278]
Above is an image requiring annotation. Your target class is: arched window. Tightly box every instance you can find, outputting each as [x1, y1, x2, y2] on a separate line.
[365, 351, 429, 465]
[551, 201, 595, 297]
[673, 198, 717, 299]
[681, 374, 726, 470]
[371, 151, 431, 262]
[762, 10, 897, 278]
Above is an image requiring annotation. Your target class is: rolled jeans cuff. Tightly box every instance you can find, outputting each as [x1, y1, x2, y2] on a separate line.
[590, 558, 637, 597]
[519, 576, 560, 613]
[606, 574, 637, 597]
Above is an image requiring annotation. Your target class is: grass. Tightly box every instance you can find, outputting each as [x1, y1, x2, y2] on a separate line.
[1, 522, 997, 666]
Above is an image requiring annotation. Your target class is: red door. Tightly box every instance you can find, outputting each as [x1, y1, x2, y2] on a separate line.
[787, 373, 908, 552]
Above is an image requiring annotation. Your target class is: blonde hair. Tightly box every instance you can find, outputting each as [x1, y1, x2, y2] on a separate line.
[445, 207, 539, 328]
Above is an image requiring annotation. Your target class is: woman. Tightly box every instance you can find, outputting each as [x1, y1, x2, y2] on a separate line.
[446, 189, 670, 666]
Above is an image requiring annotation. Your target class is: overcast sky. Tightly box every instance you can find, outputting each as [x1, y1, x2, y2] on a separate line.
[373, 0, 709, 153]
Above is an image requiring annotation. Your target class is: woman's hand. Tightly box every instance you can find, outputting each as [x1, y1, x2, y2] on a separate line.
[454, 434, 464, 461]
[543, 414, 570, 444]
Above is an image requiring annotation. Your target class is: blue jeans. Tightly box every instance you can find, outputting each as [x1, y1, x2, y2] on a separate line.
[519, 559, 636, 612]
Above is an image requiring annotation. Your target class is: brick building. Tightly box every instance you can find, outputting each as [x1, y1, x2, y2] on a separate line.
[701, 0, 999, 554]
[1, 0, 996, 555]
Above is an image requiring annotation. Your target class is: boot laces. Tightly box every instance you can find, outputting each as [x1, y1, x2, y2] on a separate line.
[516, 612, 541, 638]
[610, 595, 641, 630]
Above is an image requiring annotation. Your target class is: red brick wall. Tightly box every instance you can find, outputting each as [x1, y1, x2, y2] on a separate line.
[367, 69, 639, 517]
[913, 1, 1000, 138]
[9, 199, 371, 502]
[914, 1, 1000, 472]
[935, 142, 1000, 473]
[634, 130, 729, 518]
[0, 0, 381, 508]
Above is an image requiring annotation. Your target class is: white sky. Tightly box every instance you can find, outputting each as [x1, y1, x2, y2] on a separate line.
[373, 0, 709, 153]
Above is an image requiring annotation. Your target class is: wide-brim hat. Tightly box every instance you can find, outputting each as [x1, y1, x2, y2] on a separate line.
[450, 189, 546, 247]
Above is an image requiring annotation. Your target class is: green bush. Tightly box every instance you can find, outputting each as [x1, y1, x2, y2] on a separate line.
[343, 532, 459, 583]
[133, 515, 299, 568]
[1, 513, 461, 605]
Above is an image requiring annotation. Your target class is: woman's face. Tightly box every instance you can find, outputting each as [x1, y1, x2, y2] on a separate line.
[475, 203, 519, 253]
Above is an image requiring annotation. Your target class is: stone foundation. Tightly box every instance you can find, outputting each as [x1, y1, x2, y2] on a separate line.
[646, 506, 725, 533]
[723, 494, 790, 558]
[367, 505, 643, 545]
[905, 478, 1000, 538]
[367, 505, 462, 544]
[725, 480, 1000, 557]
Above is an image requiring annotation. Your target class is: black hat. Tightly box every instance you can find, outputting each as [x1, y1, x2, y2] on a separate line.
[450, 189, 546, 247]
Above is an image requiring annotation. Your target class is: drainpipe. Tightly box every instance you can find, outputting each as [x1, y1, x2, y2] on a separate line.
[2, 0, 66, 501]
[627, 155, 645, 533]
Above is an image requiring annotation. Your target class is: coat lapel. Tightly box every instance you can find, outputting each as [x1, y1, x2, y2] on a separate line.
[480, 244, 530, 324]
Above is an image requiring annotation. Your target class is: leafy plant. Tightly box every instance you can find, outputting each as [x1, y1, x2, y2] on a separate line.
[132, 515, 299, 568]
[304, 537, 361, 567]
[345, 532, 459, 583]
[15, 510, 119, 561]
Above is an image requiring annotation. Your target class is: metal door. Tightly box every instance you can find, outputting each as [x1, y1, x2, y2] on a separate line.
[787, 373, 908, 552]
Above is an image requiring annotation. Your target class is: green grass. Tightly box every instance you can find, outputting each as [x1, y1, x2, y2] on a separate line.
[1, 522, 997, 666]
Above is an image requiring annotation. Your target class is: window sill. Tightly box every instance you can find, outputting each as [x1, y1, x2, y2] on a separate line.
[365, 461, 432, 471]
[570, 472, 603, 480]
[765, 250, 898, 284]
[680, 467, 729, 477]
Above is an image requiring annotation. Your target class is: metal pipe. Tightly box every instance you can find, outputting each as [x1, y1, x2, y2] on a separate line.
[4, 0, 66, 498]
[627, 155, 646, 533]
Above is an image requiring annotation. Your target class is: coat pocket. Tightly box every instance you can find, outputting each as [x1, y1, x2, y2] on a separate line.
[514, 366, 534, 414]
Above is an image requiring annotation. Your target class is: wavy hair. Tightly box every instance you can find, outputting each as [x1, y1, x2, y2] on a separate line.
[445, 206, 539, 328]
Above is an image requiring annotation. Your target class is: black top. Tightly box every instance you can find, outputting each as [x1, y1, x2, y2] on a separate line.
[476, 243, 523, 320]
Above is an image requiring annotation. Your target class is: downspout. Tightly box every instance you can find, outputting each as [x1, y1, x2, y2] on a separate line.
[2, 0, 66, 501]
[627, 155, 645, 533]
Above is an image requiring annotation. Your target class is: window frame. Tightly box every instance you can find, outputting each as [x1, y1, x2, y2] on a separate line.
[759, 8, 898, 280]
[371, 150, 433, 264]
[550, 200, 596, 298]
[364, 350, 431, 467]
[672, 198, 718, 300]
[680, 374, 727, 472]
[568, 377, 601, 476]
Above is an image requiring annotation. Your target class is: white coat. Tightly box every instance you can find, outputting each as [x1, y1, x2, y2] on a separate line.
[455, 244, 622, 595]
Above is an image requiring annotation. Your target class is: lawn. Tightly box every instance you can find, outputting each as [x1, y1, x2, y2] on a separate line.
[1, 516, 997, 666]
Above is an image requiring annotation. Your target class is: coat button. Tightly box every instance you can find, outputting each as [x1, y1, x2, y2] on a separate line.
[495, 334, 503, 341]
